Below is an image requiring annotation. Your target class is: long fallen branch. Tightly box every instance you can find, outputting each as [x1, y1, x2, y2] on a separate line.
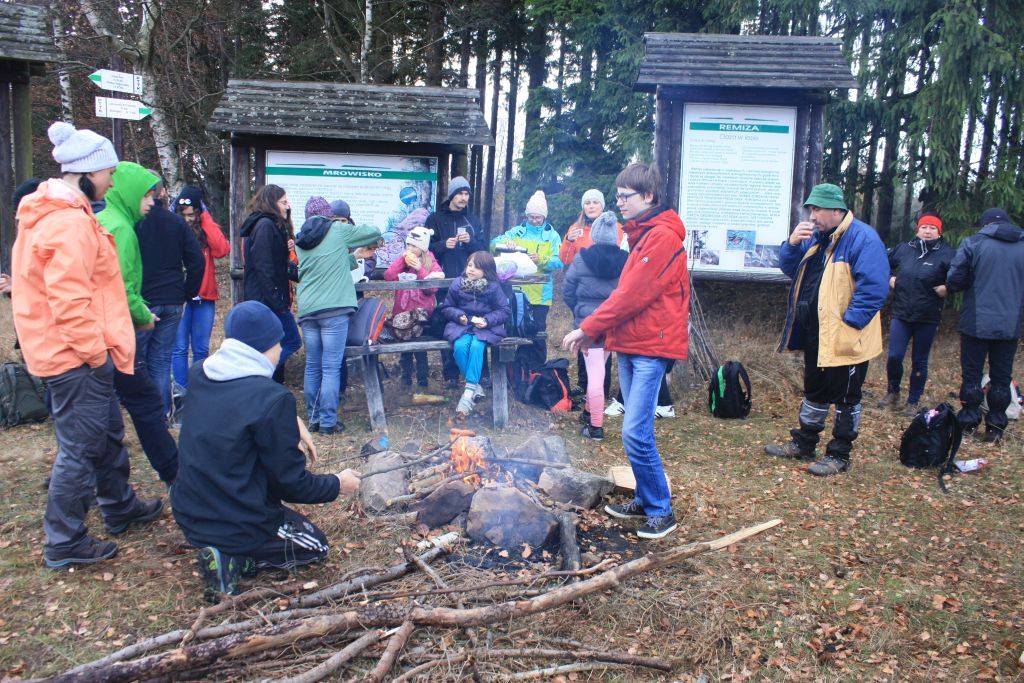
[53, 519, 781, 683]
[270, 629, 382, 683]
[364, 621, 415, 683]
[361, 439, 458, 479]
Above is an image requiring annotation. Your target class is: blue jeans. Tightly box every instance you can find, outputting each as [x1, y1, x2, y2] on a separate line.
[172, 299, 216, 389]
[140, 303, 183, 415]
[301, 314, 350, 429]
[618, 353, 673, 518]
[452, 333, 488, 384]
[277, 311, 303, 377]
[886, 318, 939, 404]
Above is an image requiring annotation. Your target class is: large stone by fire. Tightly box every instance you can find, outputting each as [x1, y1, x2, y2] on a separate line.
[413, 478, 476, 528]
[508, 435, 570, 481]
[466, 485, 558, 548]
[359, 451, 409, 514]
[538, 466, 614, 509]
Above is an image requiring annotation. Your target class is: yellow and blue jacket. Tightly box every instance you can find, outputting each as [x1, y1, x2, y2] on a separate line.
[778, 212, 889, 367]
[490, 221, 563, 305]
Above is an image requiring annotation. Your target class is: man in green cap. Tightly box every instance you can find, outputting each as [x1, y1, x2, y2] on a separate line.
[765, 183, 889, 476]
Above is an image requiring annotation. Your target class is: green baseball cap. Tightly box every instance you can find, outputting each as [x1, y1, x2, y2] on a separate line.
[803, 183, 848, 210]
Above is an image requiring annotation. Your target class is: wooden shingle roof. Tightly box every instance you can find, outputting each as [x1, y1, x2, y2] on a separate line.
[0, 2, 59, 64]
[208, 79, 494, 146]
[636, 33, 857, 92]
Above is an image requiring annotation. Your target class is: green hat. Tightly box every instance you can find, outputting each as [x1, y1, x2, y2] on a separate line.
[803, 183, 848, 211]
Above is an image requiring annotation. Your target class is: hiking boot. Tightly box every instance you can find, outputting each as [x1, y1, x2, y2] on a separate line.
[580, 424, 604, 440]
[982, 429, 1003, 445]
[637, 513, 678, 539]
[604, 499, 646, 520]
[877, 392, 899, 409]
[807, 455, 850, 477]
[655, 405, 676, 419]
[604, 398, 625, 416]
[903, 402, 921, 418]
[764, 441, 814, 461]
[578, 410, 591, 426]
[197, 546, 246, 602]
[45, 539, 118, 569]
[105, 498, 164, 536]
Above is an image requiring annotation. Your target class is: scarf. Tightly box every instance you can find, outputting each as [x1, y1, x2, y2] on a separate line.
[462, 276, 488, 295]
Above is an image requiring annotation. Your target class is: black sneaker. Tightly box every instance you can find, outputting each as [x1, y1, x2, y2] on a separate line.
[45, 539, 118, 568]
[637, 514, 678, 539]
[105, 498, 164, 536]
[604, 500, 646, 520]
[321, 421, 345, 435]
[578, 410, 591, 426]
[197, 546, 247, 602]
[308, 422, 320, 433]
[764, 442, 814, 461]
[580, 424, 604, 440]
[807, 455, 850, 477]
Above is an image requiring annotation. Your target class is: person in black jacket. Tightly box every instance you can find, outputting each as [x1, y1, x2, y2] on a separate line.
[135, 181, 205, 414]
[240, 184, 302, 383]
[878, 212, 954, 413]
[946, 207, 1024, 443]
[427, 176, 486, 385]
[171, 301, 361, 599]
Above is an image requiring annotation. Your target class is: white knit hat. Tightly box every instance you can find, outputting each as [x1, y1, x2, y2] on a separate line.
[406, 226, 433, 252]
[48, 121, 118, 173]
[525, 190, 548, 218]
[581, 188, 605, 210]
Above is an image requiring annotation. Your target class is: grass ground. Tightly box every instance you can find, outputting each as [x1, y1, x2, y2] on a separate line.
[0, 278, 1021, 681]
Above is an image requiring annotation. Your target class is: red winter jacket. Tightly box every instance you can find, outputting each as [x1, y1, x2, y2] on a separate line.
[197, 211, 230, 301]
[580, 206, 689, 360]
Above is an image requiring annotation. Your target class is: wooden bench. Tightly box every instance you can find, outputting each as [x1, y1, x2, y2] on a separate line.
[345, 335, 542, 431]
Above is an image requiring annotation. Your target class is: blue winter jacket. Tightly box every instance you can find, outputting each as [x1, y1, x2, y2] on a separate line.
[778, 212, 890, 367]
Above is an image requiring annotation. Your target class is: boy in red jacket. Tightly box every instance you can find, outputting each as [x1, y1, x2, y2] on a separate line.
[563, 164, 689, 539]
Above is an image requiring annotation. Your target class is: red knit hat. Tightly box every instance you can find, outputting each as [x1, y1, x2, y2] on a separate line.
[917, 213, 943, 235]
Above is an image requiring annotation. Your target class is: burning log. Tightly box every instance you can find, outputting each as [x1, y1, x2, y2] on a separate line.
[556, 512, 582, 575]
[52, 520, 781, 683]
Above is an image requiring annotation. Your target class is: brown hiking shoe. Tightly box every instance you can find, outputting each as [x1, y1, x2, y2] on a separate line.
[807, 456, 850, 477]
[877, 392, 899, 409]
[764, 441, 814, 461]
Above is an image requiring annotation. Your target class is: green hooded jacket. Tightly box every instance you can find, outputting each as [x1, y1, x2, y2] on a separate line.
[97, 162, 160, 326]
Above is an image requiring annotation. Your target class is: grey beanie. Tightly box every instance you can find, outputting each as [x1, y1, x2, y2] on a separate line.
[590, 211, 618, 246]
[447, 176, 471, 202]
[48, 121, 118, 173]
[329, 199, 351, 219]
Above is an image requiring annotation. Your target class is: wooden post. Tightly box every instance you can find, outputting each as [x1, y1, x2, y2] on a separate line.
[361, 353, 388, 432]
[11, 79, 31, 184]
[451, 146, 468, 178]
[805, 102, 825, 191]
[653, 89, 672, 205]
[109, 55, 125, 159]
[790, 104, 810, 231]
[0, 82, 13, 273]
[490, 347, 509, 428]
[229, 141, 252, 304]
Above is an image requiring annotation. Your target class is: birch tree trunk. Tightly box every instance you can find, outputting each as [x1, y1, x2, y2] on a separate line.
[361, 0, 373, 84]
[51, 4, 74, 122]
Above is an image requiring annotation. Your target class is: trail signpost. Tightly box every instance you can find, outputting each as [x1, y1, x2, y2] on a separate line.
[94, 95, 152, 121]
[88, 68, 143, 96]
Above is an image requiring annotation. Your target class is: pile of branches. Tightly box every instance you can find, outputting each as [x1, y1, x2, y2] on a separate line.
[43, 519, 781, 682]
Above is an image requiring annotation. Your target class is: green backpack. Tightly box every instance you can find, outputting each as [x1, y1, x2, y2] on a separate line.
[0, 362, 48, 429]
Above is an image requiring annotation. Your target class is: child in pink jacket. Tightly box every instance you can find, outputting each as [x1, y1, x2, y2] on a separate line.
[384, 226, 444, 386]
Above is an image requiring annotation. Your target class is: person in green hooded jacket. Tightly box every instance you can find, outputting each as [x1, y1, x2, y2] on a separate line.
[96, 161, 181, 486]
[97, 162, 160, 330]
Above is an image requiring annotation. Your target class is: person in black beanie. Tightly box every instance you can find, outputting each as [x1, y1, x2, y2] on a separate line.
[135, 178, 205, 414]
[172, 301, 361, 599]
[946, 207, 1024, 444]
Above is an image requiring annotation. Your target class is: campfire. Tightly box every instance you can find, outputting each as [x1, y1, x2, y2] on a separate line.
[448, 433, 485, 485]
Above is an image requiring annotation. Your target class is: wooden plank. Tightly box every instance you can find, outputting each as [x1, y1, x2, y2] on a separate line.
[226, 78, 482, 98]
[654, 86, 828, 106]
[644, 32, 844, 46]
[491, 350, 509, 428]
[345, 336, 538, 356]
[638, 75, 856, 90]
[229, 141, 251, 304]
[653, 90, 672, 205]
[207, 122, 493, 147]
[0, 83, 13, 272]
[361, 354, 388, 432]
[355, 275, 545, 292]
[11, 80, 31, 183]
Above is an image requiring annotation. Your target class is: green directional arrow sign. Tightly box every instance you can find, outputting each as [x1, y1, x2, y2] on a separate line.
[95, 96, 152, 121]
[89, 69, 144, 96]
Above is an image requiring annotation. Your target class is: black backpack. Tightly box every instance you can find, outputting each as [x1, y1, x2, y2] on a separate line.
[346, 297, 389, 346]
[508, 342, 546, 403]
[0, 362, 48, 430]
[707, 361, 752, 419]
[500, 283, 538, 338]
[524, 358, 572, 413]
[899, 403, 962, 492]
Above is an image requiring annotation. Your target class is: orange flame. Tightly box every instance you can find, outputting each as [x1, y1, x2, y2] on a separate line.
[450, 436, 485, 484]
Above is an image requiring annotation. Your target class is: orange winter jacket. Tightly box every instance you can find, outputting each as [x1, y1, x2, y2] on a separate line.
[11, 179, 136, 377]
[558, 213, 625, 266]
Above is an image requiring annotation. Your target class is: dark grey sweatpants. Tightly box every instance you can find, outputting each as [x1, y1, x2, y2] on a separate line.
[44, 358, 141, 557]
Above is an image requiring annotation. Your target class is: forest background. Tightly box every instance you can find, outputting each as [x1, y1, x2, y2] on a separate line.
[29, 0, 1024, 244]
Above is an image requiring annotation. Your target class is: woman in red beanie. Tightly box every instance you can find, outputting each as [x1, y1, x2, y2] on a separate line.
[879, 212, 955, 413]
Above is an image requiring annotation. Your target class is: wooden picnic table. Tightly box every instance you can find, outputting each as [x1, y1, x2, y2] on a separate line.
[349, 274, 547, 432]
